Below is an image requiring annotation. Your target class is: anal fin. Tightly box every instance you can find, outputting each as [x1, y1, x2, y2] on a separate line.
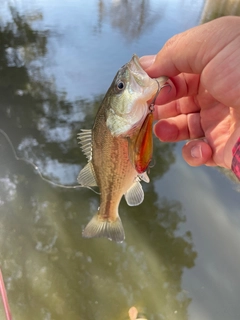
[124, 180, 144, 206]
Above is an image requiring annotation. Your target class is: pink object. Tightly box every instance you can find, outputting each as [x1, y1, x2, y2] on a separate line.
[232, 137, 240, 180]
[0, 269, 12, 320]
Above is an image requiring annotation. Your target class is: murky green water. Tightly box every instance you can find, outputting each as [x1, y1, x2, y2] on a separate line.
[0, 0, 240, 319]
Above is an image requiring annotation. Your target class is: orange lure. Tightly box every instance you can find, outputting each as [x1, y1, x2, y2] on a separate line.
[129, 110, 154, 174]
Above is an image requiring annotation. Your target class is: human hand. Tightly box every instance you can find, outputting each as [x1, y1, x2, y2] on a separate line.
[140, 16, 240, 169]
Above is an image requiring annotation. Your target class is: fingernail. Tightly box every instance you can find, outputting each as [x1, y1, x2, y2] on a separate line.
[139, 55, 156, 69]
[191, 145, 202, 158]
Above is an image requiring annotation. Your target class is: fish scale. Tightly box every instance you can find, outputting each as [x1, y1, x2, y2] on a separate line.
[77, 54, 168, 242]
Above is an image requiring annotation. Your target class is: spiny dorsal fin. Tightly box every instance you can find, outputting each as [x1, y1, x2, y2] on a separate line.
[124, 180, 144, 206]
[78, 162, 97, 187]
[77, 129, 92, 161]
[82, 214, 125, 243]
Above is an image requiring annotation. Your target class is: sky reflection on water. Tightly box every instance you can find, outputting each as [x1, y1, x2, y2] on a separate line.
[0, 1, 240, 320]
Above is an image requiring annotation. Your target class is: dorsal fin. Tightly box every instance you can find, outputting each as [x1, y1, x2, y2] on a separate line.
[77, 129, 92, 161]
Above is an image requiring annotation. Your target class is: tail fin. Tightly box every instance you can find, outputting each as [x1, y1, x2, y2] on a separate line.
[82, 214, 125, 243]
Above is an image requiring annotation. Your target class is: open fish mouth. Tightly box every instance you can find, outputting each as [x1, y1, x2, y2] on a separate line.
[127, 54, 151, 86]
[127, 54, 168, 100]
[129, 54, 143, 72]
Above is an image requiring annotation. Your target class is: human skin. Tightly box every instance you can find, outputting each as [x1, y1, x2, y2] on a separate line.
[140, 16, 240, 169]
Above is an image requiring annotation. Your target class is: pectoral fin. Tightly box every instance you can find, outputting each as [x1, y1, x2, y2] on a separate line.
[128, 112, 153, 174]
[124, 180, 144, 206]
[77, 162, 98, 187]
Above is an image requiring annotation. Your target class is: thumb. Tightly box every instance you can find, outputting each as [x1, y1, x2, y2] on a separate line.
[139, 55, 156, 69]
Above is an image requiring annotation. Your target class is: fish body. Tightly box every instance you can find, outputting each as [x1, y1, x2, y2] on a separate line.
[78, 54, 167, 242]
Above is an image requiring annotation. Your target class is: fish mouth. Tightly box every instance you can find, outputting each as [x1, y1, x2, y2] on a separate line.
[127, 54, 160, 102]
[128, 54, 168, 101]
[127, 54, 149, 84]
[131, 54, 143, 71]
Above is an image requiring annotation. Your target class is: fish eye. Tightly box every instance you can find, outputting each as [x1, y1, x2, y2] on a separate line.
[116, 80, 125, 91]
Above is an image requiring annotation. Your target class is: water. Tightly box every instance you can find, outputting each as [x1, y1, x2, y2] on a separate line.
[0, 0, 240, 319]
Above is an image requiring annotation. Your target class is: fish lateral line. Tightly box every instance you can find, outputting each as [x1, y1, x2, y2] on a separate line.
[0, 128, 100, 194]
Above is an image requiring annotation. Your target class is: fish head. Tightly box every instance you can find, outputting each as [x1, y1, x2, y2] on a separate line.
[105, 54, 168, 136]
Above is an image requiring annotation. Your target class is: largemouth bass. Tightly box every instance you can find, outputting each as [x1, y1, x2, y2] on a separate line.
[77, 54, 167, 242]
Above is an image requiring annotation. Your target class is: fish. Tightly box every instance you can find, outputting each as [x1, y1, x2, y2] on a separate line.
[77, 54, 168, 242]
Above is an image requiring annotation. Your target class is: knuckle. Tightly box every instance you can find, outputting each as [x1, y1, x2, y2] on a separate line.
[163, 33, 182, 51]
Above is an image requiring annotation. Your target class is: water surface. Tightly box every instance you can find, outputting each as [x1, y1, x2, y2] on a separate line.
[0, 1, 240, 319]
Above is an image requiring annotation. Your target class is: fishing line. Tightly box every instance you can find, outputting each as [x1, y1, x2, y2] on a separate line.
[0, 128, 100, 194]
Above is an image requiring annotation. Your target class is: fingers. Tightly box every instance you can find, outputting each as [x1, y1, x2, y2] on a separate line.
[154, 118, 215, 167]
[153, 94, 200, 120]
[155, 73, 200, 106]
[140, 55, 155, 69]
[154, 113, 204, 142]
[182, 140, 214, 167]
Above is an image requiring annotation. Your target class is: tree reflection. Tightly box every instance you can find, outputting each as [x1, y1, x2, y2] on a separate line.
[94, 0, 164, 40]
[201, 0, 240, 23]
[0, 5, 196, 320]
